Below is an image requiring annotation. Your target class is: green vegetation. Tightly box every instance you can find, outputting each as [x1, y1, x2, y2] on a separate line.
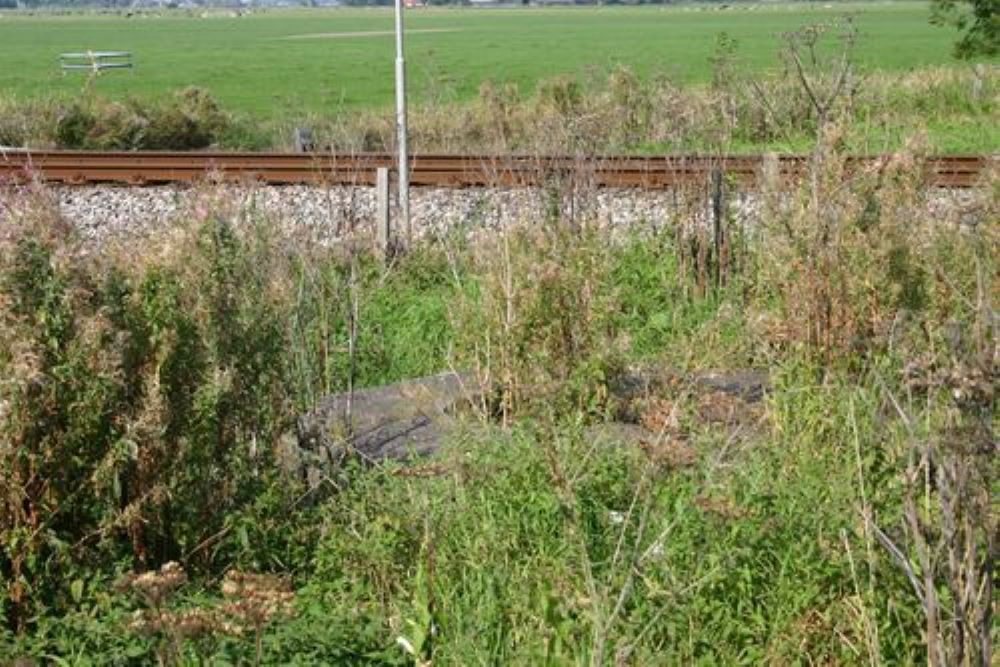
[0, 4, 989, 114]
[0, 5, 996, 663]
[1, 58, 997, 153]
[1, 136, 995, 662]
[1, 5, 997, 153]
[931, 0, 999, 58]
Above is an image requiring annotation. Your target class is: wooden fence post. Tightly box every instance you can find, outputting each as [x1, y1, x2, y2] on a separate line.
[711, 167, 725, 289]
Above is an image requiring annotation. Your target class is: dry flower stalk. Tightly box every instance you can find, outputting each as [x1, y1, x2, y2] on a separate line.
[220, 570, 296, 627]
[220, 570, 296, 667]
[115, 561, 187, 606]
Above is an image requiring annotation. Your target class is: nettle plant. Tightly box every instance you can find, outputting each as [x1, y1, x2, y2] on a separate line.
[0, 192, 291, 634]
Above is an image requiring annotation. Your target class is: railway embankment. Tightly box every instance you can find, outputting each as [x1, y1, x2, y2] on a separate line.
[31, 183, 989, 246]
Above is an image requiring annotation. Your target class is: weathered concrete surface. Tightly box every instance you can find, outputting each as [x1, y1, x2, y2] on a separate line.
[292, 371, 477, 483]
[693, 369, 769, 403]
[612, 366, 769, 403]
[284, 367, 769, 484]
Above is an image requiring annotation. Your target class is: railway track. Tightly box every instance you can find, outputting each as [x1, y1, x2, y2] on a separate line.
[0, 150, 992, 189]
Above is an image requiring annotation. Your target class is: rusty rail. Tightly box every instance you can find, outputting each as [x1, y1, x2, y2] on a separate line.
[0, 150, 992, 188]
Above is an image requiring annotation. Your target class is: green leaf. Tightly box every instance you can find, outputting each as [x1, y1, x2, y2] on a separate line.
[70, 579, 84, 604]
[650, 311, 671, 330]
[124, 644, 147, 658]
[238, 524, 250, 551]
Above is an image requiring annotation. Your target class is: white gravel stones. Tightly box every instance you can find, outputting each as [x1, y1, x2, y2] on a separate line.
[0, 183, 990, 247]
[46, 184, 764, 245]
[41, 185, 659, 245]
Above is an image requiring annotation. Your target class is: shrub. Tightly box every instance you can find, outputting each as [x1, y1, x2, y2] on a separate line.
[0, 96, 57, 147]
[748, 134, 996, 363]
[0, 194, 293, 631]
[451, 221, 628, 423]
[52, 87, 240, 150]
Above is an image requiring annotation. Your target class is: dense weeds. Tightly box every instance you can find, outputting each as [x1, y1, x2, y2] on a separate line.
[0, 136, 994, 662]
[0, 87, 266, 151]
[0, 192, 290, 634]
[298, 59, 996, 156]
[1, 62, 995, 153]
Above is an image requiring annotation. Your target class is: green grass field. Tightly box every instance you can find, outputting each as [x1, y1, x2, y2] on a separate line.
[0, 2, 977, 117]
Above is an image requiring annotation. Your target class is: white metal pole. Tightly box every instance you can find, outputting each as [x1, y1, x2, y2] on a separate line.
[394, 0, 411, 244]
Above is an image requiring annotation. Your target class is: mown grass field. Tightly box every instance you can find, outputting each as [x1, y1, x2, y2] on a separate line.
[0, 2, 977, 117]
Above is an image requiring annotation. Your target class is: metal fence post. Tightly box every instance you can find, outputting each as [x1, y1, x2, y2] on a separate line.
[394, 0, 410, 246]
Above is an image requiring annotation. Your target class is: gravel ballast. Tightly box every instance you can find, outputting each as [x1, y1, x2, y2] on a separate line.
[0, 183, 990, 246]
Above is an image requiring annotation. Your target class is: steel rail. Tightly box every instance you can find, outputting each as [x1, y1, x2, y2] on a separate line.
[0, 150, 992, 189]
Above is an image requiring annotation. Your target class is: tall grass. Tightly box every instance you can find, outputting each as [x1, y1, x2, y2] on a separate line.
[0, 140, 995, 662]
[296, 62, 997, 155]
[1, 63, 995, 153]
